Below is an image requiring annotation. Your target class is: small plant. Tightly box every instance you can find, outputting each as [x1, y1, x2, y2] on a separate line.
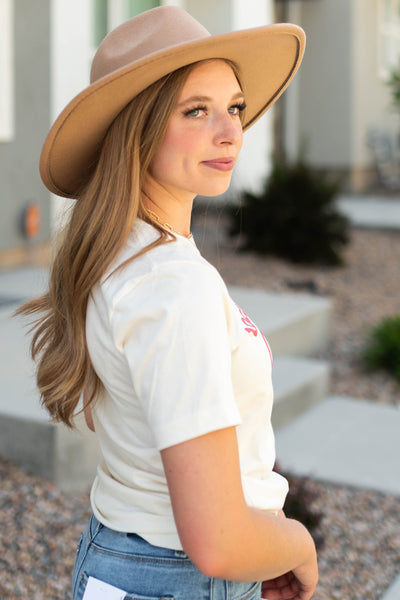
[273, 464, 324, 549]
[284, 473, 324, 550]
[386, 63, 400, 113]
[228, 158, 350, 265]
[363, 315, 400, 384]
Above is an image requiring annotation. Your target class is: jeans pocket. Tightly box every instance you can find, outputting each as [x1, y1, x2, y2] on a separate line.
[76, 571, 175, 600]
[72, 533, 86, 598]
[75, 533, 84, 556]
[231, 580, 261, 600]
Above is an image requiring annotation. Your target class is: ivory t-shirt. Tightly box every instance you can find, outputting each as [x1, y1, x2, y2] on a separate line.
[86, 219, 288, 550]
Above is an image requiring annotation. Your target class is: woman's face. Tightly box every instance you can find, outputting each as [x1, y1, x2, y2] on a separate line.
[149, 59, 245, 201]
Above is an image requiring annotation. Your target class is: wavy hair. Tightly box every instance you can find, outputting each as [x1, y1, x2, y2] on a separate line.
[17, 59, 243, 428]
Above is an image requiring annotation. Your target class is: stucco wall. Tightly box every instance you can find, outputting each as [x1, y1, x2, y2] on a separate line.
[297, 0, 352, 168]
[0, 0, 51, 253]
[185, 0, 232, 34]
[283, 0, 397, 190]
[50, 0, 92, 231]
[352, 0, 396, 166]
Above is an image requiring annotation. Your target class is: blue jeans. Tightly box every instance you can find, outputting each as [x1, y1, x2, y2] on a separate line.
[73, 515, 261, 600]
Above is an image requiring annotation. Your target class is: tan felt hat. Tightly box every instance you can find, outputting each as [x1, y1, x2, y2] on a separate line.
[40, 5, 305, 198]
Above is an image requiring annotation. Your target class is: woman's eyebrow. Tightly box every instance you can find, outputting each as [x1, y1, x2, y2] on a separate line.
[177, 91, 245, 107]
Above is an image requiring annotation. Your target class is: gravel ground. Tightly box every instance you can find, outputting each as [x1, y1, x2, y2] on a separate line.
[1, 212, 400, 599]
[1, 460, 399, 600]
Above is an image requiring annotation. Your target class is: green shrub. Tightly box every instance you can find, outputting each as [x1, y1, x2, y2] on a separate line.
[228, 158, 350, 265]
[363, 315, 400, 383]
[273, 464, 324, 549]
[386, 64, 400, 113]
[284, 473, 324, 549]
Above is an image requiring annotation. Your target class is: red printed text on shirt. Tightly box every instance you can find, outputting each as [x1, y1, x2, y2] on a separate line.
[237, 306, 273, 365]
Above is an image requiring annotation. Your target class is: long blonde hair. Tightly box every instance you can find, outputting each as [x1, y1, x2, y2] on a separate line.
[18, 59, 243, 428]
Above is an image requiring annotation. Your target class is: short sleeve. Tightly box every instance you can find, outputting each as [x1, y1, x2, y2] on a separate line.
[111, 261, 242, 449]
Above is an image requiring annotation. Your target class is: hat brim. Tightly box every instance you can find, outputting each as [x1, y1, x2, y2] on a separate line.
[40, 23, 305, 198]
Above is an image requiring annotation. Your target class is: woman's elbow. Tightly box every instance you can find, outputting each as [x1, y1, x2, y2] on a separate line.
[181, 533, 242, 580]
[186, 546, 233, 580]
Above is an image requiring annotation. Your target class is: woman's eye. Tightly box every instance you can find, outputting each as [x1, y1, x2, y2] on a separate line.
[184, 106, 206, 118]
[228, 102, 247, 116]
[183, 102, 246, 118]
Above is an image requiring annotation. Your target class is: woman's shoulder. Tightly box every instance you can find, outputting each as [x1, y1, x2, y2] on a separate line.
[120, 218, 203, 267]
[99, 219, 227, 307]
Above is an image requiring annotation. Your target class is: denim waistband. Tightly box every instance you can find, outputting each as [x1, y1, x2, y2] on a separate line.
[73, 515, 261, 600]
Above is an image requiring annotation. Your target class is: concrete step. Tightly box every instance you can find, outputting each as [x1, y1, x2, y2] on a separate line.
[272, 356, 330, 430]
[0, 266, 48, 302]
[0, 265, 100, 491]
[275, 395, 400, 496]
[381, 574, 400, 600]
[0, 269, 333, 359]
[0, 409, 99, 492]
[229, 285, 332, 357]
[0, 303, 329, 490]
[0, 303, 99, 491]
[0, 268, 332, 490]
[338, 195, 400, 230]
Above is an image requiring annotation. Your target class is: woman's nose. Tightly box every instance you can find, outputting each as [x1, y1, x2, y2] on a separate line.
[213, 113, 242, 146]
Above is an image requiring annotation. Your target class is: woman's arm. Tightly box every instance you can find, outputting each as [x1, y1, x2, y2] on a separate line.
[161, 426, 317, 599]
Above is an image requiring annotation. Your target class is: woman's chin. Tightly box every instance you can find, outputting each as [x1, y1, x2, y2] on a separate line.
[196, 180, 233, 198]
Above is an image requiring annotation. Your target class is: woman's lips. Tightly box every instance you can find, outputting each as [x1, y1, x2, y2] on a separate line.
[201, 158, 235, 172]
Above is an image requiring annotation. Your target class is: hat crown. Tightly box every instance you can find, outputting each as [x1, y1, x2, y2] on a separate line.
[91, 6, 210, 83]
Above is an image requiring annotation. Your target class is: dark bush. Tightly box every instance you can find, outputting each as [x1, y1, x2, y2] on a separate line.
[283, 473, 324, 550]
[274, 461, 324, 549]
[387, 63, 400, 113]
[228, 158, 350, 265]
[363, 315, 400, 383]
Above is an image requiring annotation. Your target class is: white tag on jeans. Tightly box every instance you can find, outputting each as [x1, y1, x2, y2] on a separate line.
[82, 576, 127, 600]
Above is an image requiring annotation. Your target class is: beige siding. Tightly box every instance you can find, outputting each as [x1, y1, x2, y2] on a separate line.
[0, 0, 51, 253]
[352, 0, 395, 166]
[298, 0, 352, 167]
[283, 0, 396, 190]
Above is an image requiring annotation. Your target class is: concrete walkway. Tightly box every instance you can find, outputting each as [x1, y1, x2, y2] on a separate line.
[381, 574, 400, 600]
[0, 267, 48, 420]
[275, 395, 400, 496]
[338, 194, 400, 229]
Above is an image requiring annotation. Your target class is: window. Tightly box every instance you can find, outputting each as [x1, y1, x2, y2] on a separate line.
[93, 0, 159, 47]
[379, 0, 400, 77]
[0, 0, 14, 141]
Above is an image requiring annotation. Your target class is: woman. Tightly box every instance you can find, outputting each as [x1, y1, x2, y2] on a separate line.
[21, 6, 317, 600]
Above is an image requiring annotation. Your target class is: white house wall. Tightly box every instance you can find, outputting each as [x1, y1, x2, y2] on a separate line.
[297, 0, 353, 168]
[50, 0, 91, 231]
[0, 0, 14, 141]
[0, 0, 51, 252]
[352, 0, 395, 169]
[283, 1, 302, 163]
[284, 0, 396, 191]
[185, 0, 232, 34]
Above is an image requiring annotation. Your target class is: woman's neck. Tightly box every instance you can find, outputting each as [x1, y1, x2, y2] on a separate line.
[142, 175, 194, 238]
